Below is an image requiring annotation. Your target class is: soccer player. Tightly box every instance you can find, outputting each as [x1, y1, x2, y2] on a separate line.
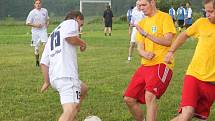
[184, 2, 193, 28]
[26, 0, 49, 66]
[127, 0, 145, 62]
[169, 5, 176, 23]
[123, 0, 176, 121]
[103, 5, 114, 36]
[127, 6, 134, 36]
[165, 0, 215, 121]
[40, 10, 88, 121]
[176, 4, 186, 31]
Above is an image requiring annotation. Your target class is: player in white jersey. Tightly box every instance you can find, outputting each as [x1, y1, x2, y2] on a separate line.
[40, 10, 88, 121]
[26, 0, 49, 66]
[127, 0, 145, 62]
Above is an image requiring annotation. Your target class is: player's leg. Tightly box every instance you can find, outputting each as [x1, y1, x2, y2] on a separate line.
[59, 103, 79, 121]
[104, 27, 107, 36]
[51, 78, 81, 121]
[145, 64, 172, 121]
[77, 82, 88, 111]
[108, 27, 112, 36]
[128, 42, 135, 61]
[32, 33, 40, 66]
[34, 45, 40, 66]
[128, 28, 136, 61]
[124, 97, 145, 121]
[124, 66, 146, 121]
[145, 91, 158, 121]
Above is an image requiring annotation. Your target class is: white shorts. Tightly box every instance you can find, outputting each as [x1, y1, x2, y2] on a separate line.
[130, 27, 137, 43]
[31, 31, 48, 47]
[50, 77, 81, 105]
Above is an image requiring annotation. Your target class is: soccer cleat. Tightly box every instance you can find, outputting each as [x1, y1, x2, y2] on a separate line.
[36, 60, 40, 67]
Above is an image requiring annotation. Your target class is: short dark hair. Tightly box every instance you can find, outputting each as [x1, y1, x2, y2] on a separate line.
[64, 10, 84, 20]
[204, 0, 215, 8]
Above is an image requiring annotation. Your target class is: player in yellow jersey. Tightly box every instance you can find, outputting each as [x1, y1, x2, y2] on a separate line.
[165, 0, 215, 120]
[123, 0, 176, 121]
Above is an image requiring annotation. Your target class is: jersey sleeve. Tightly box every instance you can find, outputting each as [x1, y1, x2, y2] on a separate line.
[185, 18, 200, 37]
[62, 20, 79, 39]
[26, 11, 33, 24]
[163, 14, 176, 35]
[40, 41, 50, 66]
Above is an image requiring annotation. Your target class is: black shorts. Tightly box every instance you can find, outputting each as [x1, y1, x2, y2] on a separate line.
[105, 20, 112, 27]
[178, 20, 184, 27]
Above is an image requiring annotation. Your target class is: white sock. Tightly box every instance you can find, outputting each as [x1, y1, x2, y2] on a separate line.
[128, 56, 131, 61]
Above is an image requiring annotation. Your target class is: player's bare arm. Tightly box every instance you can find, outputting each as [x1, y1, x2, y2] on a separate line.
[40, 64, 50, 93]
[164, 32, 189, 64]
[66, 36, 87, 51]
[135, 24, 175, 47]
[137, 41, 155, 60]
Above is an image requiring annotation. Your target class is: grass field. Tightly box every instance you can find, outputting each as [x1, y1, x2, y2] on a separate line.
[0, 22, 214, 121]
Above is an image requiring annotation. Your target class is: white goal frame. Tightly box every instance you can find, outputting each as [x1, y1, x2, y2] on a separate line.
[80, 0, 111, 13]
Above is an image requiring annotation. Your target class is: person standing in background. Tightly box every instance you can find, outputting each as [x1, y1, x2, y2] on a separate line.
[176, 4, 186, 31]
[127, 6, 134, 37]
[103, 5, 113, 36]
[127, 0, 145, 62]
[184, 2, 193, 28]
[26, 0, 49, 66]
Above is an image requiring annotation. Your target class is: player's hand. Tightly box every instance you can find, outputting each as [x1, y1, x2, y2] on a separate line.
[164, 51, 174, 64]
[142, 51, 155, 60]
[80, 44, 86, 52]
[41, 81, 50, 93]
[35, 24, 42, 28]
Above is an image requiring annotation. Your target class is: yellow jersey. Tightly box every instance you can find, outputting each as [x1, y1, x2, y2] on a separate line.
[136, 10, 176, 69]
[186, 18, 215, 82]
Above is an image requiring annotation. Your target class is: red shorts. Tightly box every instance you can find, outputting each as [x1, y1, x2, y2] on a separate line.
[124, 63, 173, 104]
[178, 75, 215, 120]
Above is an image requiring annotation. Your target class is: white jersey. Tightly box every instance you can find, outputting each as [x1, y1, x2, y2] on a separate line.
[40, 19, 79, 81]
[186, 8, 192, 18]
[26, 8, 49, 33]
[130, 7, 145, 25]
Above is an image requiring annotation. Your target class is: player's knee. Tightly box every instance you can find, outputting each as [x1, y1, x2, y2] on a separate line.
[123, 96, 136, 106]
[145, 91, 156, 104]
[181, 106, 194, 118]
[81, 83, 88, 96]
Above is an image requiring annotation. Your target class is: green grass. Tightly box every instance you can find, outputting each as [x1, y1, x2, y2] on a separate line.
[0, 23, 214, 121]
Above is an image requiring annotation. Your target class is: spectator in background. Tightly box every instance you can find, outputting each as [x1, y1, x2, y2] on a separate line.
[103, 5, 114, 36]
[169, 4, 176, 23]
[176, 4, 186, 31]
[184, 2, 193, 28]
[26, 0, 49, 67]
[127, 0, 145, 62]
[127, 6, 134, 36]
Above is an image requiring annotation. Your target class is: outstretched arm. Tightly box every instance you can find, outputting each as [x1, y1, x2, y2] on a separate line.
[164, 32, 189, 64]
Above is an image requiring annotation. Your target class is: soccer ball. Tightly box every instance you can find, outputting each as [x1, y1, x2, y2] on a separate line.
[84, 115, 102, 121]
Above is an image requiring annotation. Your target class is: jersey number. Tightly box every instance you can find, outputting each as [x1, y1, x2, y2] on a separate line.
[51, 31, 60, 50]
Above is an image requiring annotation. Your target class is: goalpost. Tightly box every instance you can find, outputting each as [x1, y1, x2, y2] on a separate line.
[80, 0, 112, 13]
